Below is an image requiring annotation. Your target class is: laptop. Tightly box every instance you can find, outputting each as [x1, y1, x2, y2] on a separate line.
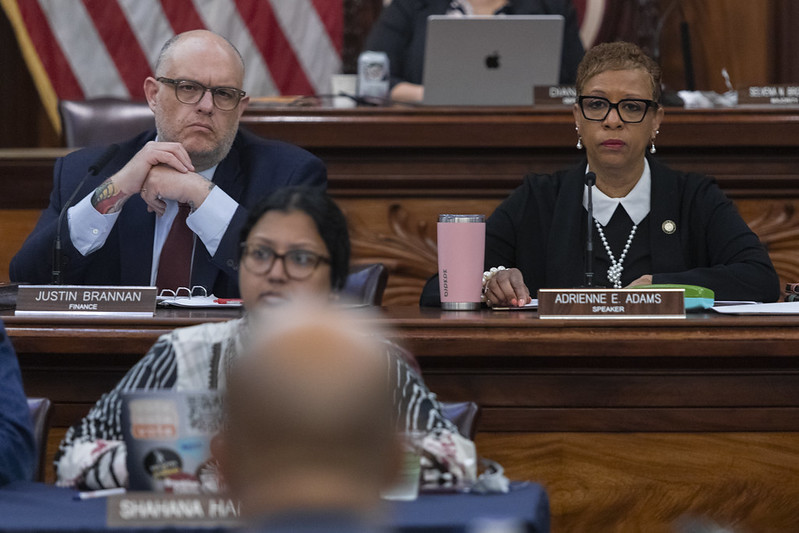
[121, 390, 223, 493]
[422, 15, 564, 106]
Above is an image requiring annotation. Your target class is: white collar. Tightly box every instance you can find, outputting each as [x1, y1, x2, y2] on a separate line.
[198, 165, 217, 181]
[582, 159, 651, 226]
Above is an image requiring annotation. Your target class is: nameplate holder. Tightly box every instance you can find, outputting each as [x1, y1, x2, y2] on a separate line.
[533, 85, 576, 106]
[107, 493, 241, 528]
[15, 285, 156, 317]
[738, 85, 799, 105]
[538, 288, 685, 319]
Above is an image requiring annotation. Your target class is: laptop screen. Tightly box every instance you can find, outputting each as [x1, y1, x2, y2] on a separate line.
[422, 15, 565, 106]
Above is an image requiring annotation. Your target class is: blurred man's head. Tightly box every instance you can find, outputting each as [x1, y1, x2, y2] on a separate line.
[214, 303, 400, 519]
[144, 30, 249, 171]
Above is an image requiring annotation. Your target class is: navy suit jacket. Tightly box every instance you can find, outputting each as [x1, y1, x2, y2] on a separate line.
[10, 128, 327, 297]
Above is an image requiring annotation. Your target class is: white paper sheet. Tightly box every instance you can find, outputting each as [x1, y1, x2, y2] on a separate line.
[491, 299, 539, 311]
[711, 301, 799, 314]
[157, 295, 242, 308]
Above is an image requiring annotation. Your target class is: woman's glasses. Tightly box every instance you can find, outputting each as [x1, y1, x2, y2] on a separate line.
[240, 244, 330, 280]
[578, 96, 658, 124]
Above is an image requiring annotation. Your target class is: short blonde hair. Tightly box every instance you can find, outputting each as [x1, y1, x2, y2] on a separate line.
[576, 41, 661, 102]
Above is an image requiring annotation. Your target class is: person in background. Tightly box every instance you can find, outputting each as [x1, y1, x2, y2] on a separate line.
[480, 41, 780, 306]
[11, 30, 326, 297]
[364, 0, 585, 102]
[55, 187, 475, 491]
[0, 319, 36, 486]
[214, 303, 400, 533]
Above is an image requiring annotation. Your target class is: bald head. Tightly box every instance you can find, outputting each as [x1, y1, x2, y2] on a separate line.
[155, 30, 245, 80]
[218, 302, 399, 516]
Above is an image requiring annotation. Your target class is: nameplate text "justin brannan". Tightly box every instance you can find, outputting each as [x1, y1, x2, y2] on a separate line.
[15, 285, 157, 317]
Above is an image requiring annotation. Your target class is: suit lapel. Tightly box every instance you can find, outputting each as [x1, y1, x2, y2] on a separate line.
[189, 132, 245, 291]
[209, 133, 245, 203]
[546, 163, 588, 287]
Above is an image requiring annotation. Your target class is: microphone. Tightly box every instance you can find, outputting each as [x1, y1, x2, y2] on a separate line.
[52, 144, 120, 284]
[584, 171, 597, 288]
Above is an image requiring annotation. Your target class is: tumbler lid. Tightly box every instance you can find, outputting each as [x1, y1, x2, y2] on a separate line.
[438, 214, 485, 223]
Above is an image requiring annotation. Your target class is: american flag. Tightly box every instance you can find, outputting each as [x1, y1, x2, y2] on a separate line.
[1, 0, 343, 129]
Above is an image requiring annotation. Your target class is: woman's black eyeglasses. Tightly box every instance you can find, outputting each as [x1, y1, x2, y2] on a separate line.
[578, 96, 658, 124]
[240, 244, 330, 280]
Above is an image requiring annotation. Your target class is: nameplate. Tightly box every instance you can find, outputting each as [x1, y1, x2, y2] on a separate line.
[738, 85, 799, 105]
[533, 85, 576, 106]
[15, 285, 156, 317]
[107, 493, 241, 528]
[538, 288, 685, 319]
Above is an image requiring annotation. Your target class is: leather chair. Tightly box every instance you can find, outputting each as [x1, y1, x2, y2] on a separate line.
[27, 397, 53, 482]
[440, 401, 481, 440]
[342, 263, 388, 306]
[58, 98, 155, 148]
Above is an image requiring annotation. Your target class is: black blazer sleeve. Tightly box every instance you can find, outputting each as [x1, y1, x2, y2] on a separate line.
[651, 173, 781, 302]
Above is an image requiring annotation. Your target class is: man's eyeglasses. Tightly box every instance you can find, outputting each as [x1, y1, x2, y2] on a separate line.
[578, 96, 658, 124]
[157, 77, 246, 110]
[240, 244, 330, 280]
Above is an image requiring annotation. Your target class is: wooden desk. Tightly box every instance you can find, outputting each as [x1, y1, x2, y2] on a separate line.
[3, 107, 799, 304]
[5, 308, 799, 530]
[6, 306, 799, 429]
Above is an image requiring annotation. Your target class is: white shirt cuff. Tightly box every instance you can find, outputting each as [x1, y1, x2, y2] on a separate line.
[186, 185, 237, 257]
[68, 193, 121, 256]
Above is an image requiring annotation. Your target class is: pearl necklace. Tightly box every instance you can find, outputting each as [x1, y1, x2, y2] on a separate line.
[594, 219, 638, 288]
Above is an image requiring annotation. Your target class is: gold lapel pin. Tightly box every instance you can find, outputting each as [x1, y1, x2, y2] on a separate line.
[662, 220, 676, 234]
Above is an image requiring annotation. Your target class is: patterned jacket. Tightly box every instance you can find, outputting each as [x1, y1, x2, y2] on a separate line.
[55, 317, 476, 490]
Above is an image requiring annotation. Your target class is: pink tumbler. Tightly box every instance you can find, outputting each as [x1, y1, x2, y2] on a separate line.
[437, 214, 485, 310]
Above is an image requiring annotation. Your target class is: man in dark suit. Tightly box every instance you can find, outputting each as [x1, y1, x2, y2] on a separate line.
[10, 30, 326, 297]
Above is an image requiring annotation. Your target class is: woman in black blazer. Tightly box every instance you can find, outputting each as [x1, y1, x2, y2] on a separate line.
[481, 41, 780, 306]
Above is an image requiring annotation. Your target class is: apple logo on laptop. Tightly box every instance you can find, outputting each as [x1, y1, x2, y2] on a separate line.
[485, 51, 500, 69]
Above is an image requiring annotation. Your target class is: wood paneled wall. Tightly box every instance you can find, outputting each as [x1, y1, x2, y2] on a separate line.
[658, 0, 776, 93]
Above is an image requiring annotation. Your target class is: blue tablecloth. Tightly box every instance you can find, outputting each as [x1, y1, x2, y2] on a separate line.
[0, 481, 548, 532]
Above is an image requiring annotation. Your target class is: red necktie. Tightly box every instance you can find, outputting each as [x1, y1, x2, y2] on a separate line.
[156, 203, 193, 291]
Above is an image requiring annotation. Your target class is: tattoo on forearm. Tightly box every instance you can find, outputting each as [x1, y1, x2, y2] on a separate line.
[91, 180, 128, 214]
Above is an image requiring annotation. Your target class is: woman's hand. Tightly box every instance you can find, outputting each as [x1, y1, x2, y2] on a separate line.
[390, 82, 424, 103]
[627, 275, 653, 287]
[484, 268, 531, 308]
